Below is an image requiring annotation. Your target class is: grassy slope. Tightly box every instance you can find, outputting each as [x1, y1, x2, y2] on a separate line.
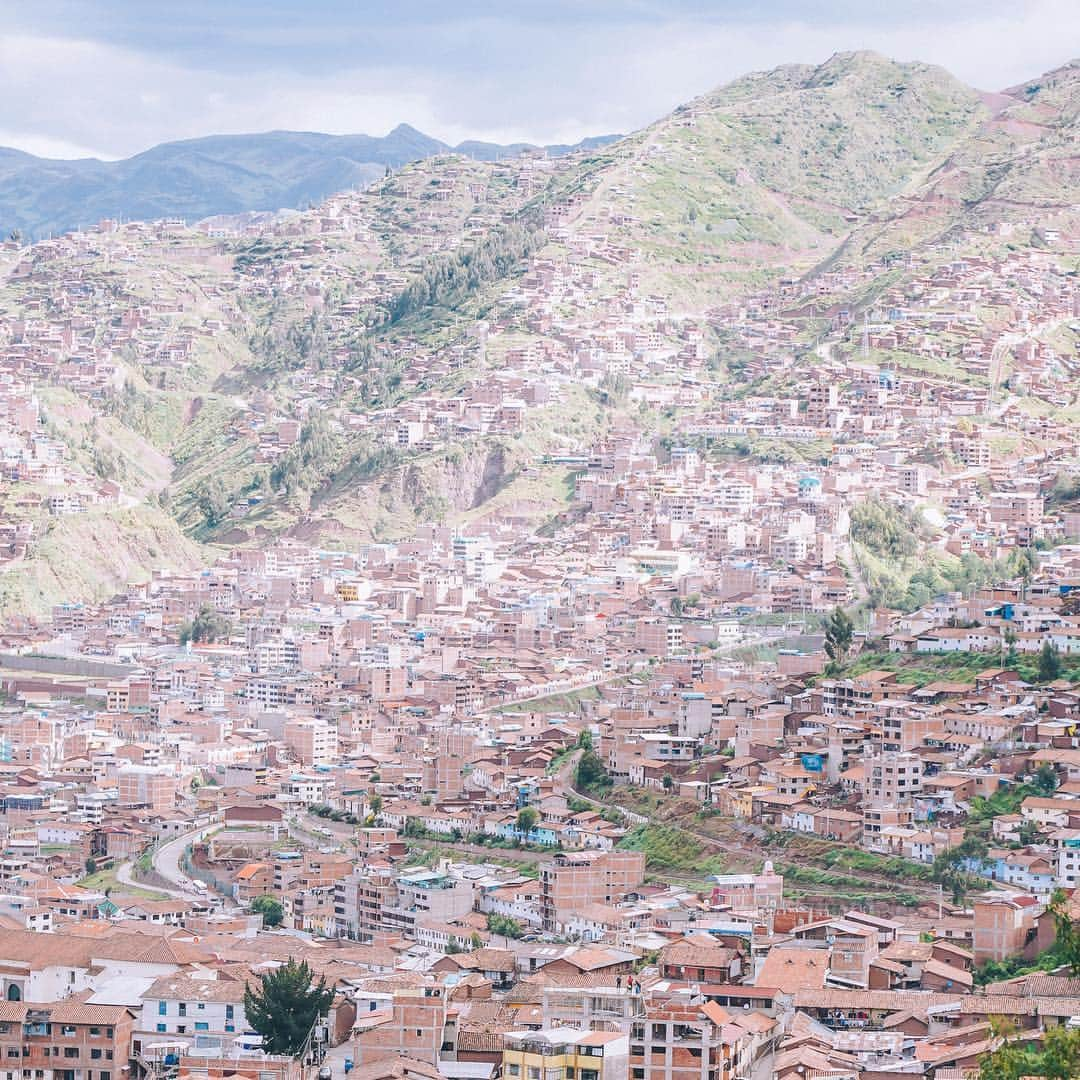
[0, 505, 203, 618]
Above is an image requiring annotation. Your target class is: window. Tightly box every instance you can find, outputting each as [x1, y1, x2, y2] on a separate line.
[158, 1003, 167, 1016]
[528, 1069, 540, 1080]
[195, 1024, 208, 1033]
[225, 1007, 234, 1021]
[156, 1026, 166, 1034]
[89, 1029, 101, 1038]
[100, 1072, 110, 1080]
[197, 1004, 205, 1011]
[566, 1070, 575, 1079]
[64, 1049, 79, 1059]
[177, 1006, 186, 1018]
[225, 1027, 234, 1034]
[91, 1051, 102, 1061]
[507, 1066, 519, 1077]
[61, 1029, 76, 1038]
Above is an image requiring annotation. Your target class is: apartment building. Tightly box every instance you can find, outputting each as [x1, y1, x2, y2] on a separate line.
[2, 1000, 135, 1080]
[629, 1002, 728, 1080]
[116, 766, 177, 812]
[539, 851, 646, 933]
[504, 1029, 628, 1080]
[284, 719, 339, 767]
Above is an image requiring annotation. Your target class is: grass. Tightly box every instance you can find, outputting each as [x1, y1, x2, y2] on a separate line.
[77, 865, 164, 900]
[617, 823, 726, 876]
[496, 685, 603, 715]
[822, 649, 1080, 688]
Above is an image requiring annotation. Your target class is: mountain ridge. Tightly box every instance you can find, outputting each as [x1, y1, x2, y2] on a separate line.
[0, 125, 622, 240]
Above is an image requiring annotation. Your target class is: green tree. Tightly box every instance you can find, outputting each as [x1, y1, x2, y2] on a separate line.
[824, 607, 855, 666]
[179, 605, 232, 645]
[251, 895, 284, 929]
[575, 730, 593, 751]
[1039, 641, 1063, 683]
[368, 794, 383, 817]
[1034, 762, 1059, 795]
[575, 750, 611, 794]
[196, 477, 232, 529]
[662, 773, 675, 792]
[84, 857, 97, 876]
[932, 835, 988, 905]
[486, 913, 525, 939]
[980, 1019, 1080, 1080]
[243, 958, 334, 1057]
[516, 806, 540, 836]
[1048, 889, 1080, 976]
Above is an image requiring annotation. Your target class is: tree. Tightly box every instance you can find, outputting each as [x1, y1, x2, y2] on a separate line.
[196, 477, 231, 529]
[516, 806, 540, 836]
[662, 773, 675, 792]
[1034, 762, 1059, 795]
[179, 605, 232, 645]
[1047, 889, 1080, 976]
[1004, 626, 1018, 666]
[251, 895, 284, 929]
[243, 958, 334, 1057]
[368, 794, 383, 817]
[824, 607, 855, 666]
[575, 750, 611, 794]
[980, 1019, 1080, 1080]
[932, 835, 988, 905]
[575, 730, 593, 751]
[1039, 641, 1063, 684]
[486, 913, 525, 939]
[84, 857, 97, 876]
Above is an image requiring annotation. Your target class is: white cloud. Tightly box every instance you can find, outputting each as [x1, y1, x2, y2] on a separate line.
[0, 0, 1076, 160]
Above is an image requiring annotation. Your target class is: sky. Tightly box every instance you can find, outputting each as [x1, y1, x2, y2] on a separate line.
[1, 0, 1076, 160]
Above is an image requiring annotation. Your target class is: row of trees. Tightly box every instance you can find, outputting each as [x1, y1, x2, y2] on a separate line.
[179, 605, 232, 645]
[269, 412, 338, 497]
[388, 215, 546, 324]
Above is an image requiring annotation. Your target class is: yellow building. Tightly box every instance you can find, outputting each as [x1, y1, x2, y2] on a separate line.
[335, 581, 361, 602]
[503, 1029, 628, 1080]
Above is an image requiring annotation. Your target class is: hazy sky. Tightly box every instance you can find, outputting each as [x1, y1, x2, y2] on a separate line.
[2, 0, 1076, 160]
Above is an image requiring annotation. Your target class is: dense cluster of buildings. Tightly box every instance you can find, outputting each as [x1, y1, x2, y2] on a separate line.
[0, 69, 1075, 1080]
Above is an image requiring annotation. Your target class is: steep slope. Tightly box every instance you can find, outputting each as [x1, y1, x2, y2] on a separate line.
[0, 127, 620, 241]
[543, 51, 986, 305]
[0, 52, 1074, 618]
[798, 59, 1080, 300]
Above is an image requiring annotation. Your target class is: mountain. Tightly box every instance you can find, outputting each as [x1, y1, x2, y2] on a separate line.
[0, 124, 621, 240]
[0, 52, 1075, 614]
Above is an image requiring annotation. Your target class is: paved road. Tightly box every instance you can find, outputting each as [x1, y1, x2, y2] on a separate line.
[116, 825, 221, 902]
[113, 859, 185, 900]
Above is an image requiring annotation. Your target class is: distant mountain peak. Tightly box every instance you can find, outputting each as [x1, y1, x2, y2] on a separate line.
[0, 126, 620, 240]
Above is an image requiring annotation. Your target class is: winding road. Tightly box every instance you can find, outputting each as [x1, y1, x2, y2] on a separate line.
[116, 824, 222, 902]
